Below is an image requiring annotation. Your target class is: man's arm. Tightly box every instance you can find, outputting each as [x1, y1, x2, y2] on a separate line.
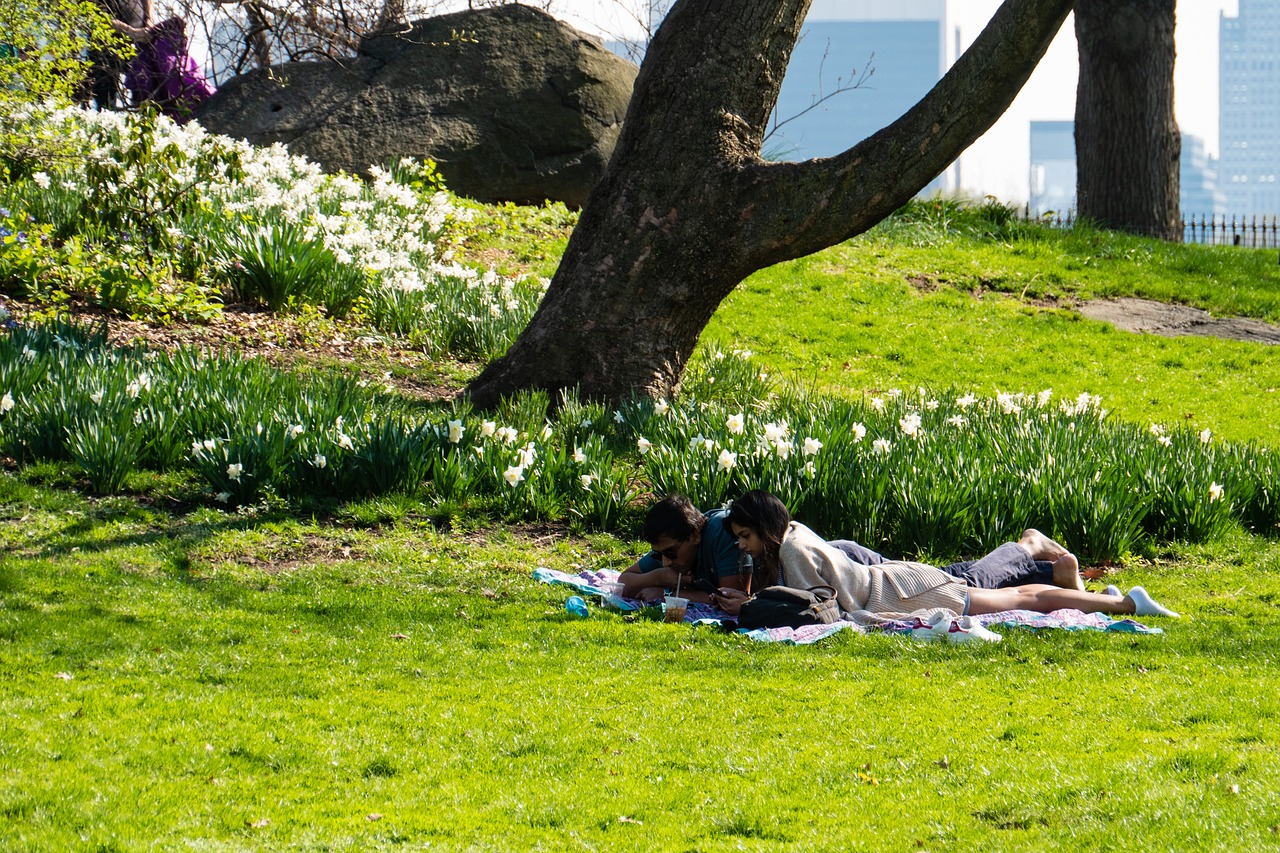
[617, 561, 734, 604]
[617, 561, 679, 603]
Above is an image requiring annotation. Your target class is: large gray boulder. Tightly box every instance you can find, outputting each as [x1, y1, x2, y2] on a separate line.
[196, 5, 637, 207]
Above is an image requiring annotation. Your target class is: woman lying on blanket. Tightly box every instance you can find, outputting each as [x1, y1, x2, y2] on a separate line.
[711, 490, 1179, 621]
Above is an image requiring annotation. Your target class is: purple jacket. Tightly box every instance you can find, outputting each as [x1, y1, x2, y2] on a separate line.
[125, 17, 215, 121]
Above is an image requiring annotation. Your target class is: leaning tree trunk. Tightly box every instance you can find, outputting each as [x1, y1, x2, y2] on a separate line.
[1075, 0, 1180, 241]
[466, 0, 1076, 408]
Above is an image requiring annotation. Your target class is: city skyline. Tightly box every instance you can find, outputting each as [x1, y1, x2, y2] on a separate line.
[551, 0, 1243, 205]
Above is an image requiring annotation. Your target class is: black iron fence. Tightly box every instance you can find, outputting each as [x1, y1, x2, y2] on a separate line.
[1022, 209, 1280, 248]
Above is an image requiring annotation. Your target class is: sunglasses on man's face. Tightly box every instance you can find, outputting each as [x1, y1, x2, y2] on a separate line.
[653, 543, 685, 562]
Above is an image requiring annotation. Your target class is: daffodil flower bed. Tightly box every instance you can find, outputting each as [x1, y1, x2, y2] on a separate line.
[0, 102, 547, 357]
[2, 320, 1275, 562]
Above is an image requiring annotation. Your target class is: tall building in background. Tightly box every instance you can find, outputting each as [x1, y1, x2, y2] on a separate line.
[1181, 134, 1227, 218]
[1220, 0, 1280, 217]
[1028, 121, 1076, 215]
[1028, 124, 1224, 219]
[772, 0, 956, 194]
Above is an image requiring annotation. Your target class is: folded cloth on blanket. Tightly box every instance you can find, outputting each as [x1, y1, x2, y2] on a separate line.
[532, 568, 1164, 638]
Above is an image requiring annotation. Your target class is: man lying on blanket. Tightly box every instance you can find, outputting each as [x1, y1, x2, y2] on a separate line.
[617, 494, 1088, 605]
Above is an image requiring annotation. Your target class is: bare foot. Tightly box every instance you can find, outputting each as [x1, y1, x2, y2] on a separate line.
[1051, 554, 1086, 592]
[1019, 528, 1070, 562]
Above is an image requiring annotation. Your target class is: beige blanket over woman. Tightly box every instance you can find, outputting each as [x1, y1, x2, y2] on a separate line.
[778, 522, 968, 622]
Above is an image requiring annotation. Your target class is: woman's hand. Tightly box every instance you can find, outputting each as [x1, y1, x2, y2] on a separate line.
[711, 588, 749, 616]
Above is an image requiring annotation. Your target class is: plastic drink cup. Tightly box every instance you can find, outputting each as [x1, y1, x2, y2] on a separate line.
[663, 595, 688, 623]
[602, 582, 625, 608]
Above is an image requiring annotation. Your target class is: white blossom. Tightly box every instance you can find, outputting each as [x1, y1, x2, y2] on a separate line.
[215, 492, 231, 503]
[947, 414, 968, 429]
[1200, 428, 1213, 444]
[997, 392, 1021, 416]
[226, 463, 243, 481]
[313, 453, 327, 469]
[956, 393, 977, 409]
[870, 397, 885, 412]
[448, 419, 465, 443]
[802, 437, 823, 456]
[288, 424, 305, 439]
[1209, 482, 1224, 502]
[899, 413, 923, 438]
[573, 447, 588, 464]
[338, 432, 355, 451]
[872, 438, 892, 456]
[654, 398, 670, 417]
[726, 413, 745, 434]
[480, 420, 497, 438]
[851, 423, 867, 442]
[503, 465, 525, 487]
[717, 449, 738, 471]
[637, 437, 653, 455]
[579, 474, 596, 489]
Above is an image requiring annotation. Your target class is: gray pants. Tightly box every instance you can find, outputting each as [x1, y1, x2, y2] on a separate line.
[827, 540, 1053, 589]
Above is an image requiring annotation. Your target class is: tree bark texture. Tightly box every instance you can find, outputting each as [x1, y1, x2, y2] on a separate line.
[466, 0, 1076, 408]
[1075, 0, 1180, 241]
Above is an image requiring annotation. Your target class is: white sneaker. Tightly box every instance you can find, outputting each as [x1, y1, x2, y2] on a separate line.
[947, 615, 1003, 643]
[911, 611, 951, 642]
[1104, 585, 1122, 597]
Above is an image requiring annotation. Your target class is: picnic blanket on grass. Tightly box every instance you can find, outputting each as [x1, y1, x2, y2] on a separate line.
[534, 567, 1164, 643]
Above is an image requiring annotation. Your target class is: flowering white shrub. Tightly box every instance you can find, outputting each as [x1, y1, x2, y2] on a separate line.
[1, 103, 547, 357]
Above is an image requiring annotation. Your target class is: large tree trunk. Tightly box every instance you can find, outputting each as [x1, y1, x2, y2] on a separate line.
[1075, 0, 1180, 241]
[467, 0, 1076, 408]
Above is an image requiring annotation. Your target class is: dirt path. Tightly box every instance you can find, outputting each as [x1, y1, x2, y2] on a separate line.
[1078, 297, 1280, 346]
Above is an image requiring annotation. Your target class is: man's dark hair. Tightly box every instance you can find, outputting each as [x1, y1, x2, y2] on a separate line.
[642, 494, 706, 543]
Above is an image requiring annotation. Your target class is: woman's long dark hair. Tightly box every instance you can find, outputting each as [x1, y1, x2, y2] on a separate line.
[727, 490, 792, 591]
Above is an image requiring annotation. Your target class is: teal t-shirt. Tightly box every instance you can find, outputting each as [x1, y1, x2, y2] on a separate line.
[637, 508, 743, 589]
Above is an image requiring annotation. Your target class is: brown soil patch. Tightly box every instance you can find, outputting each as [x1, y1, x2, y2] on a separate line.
[907, 274, 941, 292]
[1078, 297, 1280, 346]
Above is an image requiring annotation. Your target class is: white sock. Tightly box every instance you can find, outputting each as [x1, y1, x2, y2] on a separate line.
[1126, 586, 1180, 619]
[1104, 585, 1122, 597]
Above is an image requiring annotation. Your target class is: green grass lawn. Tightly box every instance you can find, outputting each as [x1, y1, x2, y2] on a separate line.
[702, 226, 1280, 446]
[3, 485, 1279, 850]
[4, 203, 1280, 849]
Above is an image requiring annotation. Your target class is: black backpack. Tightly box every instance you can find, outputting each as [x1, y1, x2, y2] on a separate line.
[736, 585, 842, 629]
